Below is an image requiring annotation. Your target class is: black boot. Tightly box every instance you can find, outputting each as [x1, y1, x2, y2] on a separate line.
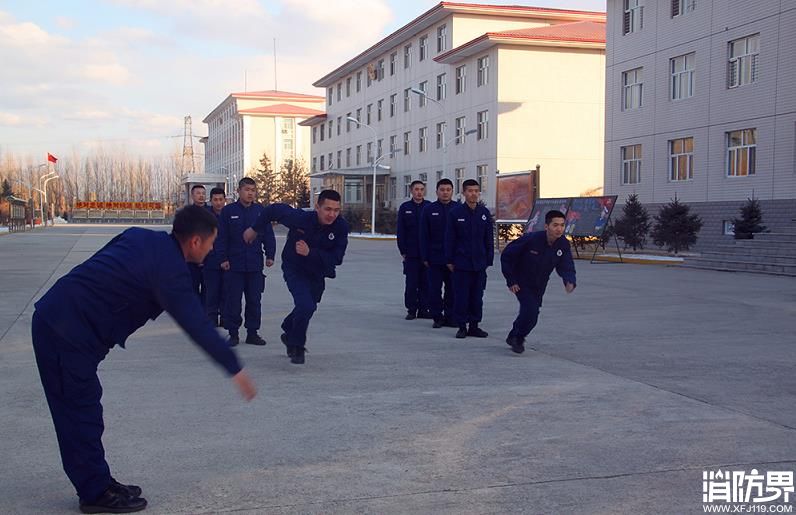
[506, 335, 525, 354]
[109, 477, 142, 498]
[290, 345, 306, 365]
[227, 332, 239, 347]
[455, 326, 467, 339]
[79, 486, 147, 514]
[467, 324, 488, 338]
[281, 333, 294, 357]
[405, 310, 417, 320]
[245, 332, 267, 346]
[432, 318, 444, 329]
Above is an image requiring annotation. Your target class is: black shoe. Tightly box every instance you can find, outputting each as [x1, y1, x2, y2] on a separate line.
[455, 327, 467, 339]
[280, 333, 293, 357]
[109, 477, 142, 498]
[79, 487, 147, 514]
[506, 336, 525, 354]
[467, 325, 488, 338]
[227, 334, 239, 347]
[245, 332, 267, 346]
[290, 346, 306, 365]
[405, 311, 417, 320]
[432, 318, 444, 329]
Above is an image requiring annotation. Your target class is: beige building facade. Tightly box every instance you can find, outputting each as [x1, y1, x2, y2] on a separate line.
[604, 0, 796, 246]
[306, 2, 606, 210]
[201, 90, 324, 194]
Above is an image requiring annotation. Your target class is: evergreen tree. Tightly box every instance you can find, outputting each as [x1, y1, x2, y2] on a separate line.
[297, 180, 311, 208]
[251, 153, 279, 205]
[278, 159, 308, 208]
[613, 193, 651, 250]
[732, 196, 767, 239]
[1, 179, 13, 198]
[651, 195, 703, 253]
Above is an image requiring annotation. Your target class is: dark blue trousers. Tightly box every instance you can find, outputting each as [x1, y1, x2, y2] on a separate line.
[188, 263, 205, 304]
[31, 312, 111, 504]
[203, 268, 224, 321]
[509, 290, 542, 341]
[281, 267, 324, 349]
[403, 257, 428, 314]
[452, 269, 487, 328]
[223, 271, 265, 335]
[427, 264, 454, 322]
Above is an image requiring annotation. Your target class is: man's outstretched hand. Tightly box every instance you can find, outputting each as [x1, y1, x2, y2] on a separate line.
[243, 228, 257, 244]
[232, 369, 257, 401]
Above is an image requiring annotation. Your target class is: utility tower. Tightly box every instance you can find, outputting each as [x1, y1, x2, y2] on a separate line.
[181, 115, 196, 175]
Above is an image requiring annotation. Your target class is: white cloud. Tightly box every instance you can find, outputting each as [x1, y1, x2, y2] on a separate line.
[54, 16, 78, 30]
[82, 63, 132, 84]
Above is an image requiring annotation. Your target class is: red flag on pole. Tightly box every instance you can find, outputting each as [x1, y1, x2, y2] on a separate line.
[47, 153, 58, 163]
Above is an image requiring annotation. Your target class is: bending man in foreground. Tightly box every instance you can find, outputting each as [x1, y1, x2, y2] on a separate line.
[32, 205, 256, 514]
[500, 209, 576, 354]
[243, 190, 348, 365]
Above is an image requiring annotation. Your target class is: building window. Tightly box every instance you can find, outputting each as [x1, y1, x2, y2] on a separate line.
[377, 139, 383, 158]
[312, 126, 317, 143]
[404, 44, 412, 68]
[346, 77, 351, 97]
[436, 73, 447, 100]
[336, 150, 342, 169]
[336, 82, 342, 101]
[328, 153, 332, 170]
[356, 108, 362, 123]
[622, 67, 643, 110]
[477, 165, 488, 192]
[403, 175, 412, 197]
[356, 71, 362, 92]
[436, 170, 443, 182]
[377, 99, 383, 121]
[356, 145, 362, 166]
[282, 118, 295, 159]
[337, 116, 341, 135]
[669, 137, 694, 181]
[419, 172, 427, 184]
[390, 94, 397, 117]
[320, 122, 325, 141]
[345, 148, 352, 167]
[390, 135, 397, 155]
[328, 120, 333, 139]
[390, 52, 397, 76]
[320, 155, 325, 170]
[623, 0, 644, 35]
[419, 35, 428, 61]
[455, 168, 465, 194]
[727, 129, 756, 177]
[671, 53, 695, 101]
[672, 0, 696, 17]
[477, 56, 489, 86]
[728, 34, 759, 88]
[621, 144, 642, 184]
[377, 59, 384, 80]
[327, 87, 333, 105]
[312, 157, 316, 173]
[437, 24, 447, 52]
[455, 65, 466, 94]
[403, 131, 411, 155]
[477, 110, 488, 140]
[419, 127, 428, 152]
[390, 176, 397, 199]
[404, 88, 411, 112]
[346, 112, 352, 132]
[436, 122, 446, 149]
[366, 104, 372, 124]
[723, 220, 735, 236]
[418, 81, 428, 107]
[344, 177, 364, 204]
[454, 116, 466, 145]
[367, 65, 373, 87]
[367, 142, 373, 163]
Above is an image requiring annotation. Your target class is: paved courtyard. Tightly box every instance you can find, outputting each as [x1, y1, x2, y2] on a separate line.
[0, 224, 794, 514]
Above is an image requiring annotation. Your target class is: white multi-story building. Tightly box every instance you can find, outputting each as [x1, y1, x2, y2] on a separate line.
[605, 0, 796, 246]
[199, 90, 324, 195]
[303, 2, 606, 211]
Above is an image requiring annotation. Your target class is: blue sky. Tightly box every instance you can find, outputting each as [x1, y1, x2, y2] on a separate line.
[0, 0, 605, 160]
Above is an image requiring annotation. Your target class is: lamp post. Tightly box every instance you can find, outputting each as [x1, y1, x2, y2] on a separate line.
[38, 169, 56, 226]
[410, 87, 450, 179]
[42, 175, 60, 225]
[347, 116, 379, 235]
[220, 166, 231, 201]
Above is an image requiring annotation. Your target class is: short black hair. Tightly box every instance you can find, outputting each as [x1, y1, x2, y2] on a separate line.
[209, 187, 225, 198]
[545, 210, 566, 224]
[172, 205, 218, 242]
[239, 177, 256, 188]
[436, 178, 453, 189]
[462, 179, 480, 191]
[410, 180, 425, 188]
[318, 189, 341, 205]
[190, 184, 206, 192]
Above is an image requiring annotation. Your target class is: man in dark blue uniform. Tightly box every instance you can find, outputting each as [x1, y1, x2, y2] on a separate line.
[203, 187, 226, 326]
[188, 184, 207, 299]
[420, 178, 458, 328]
[500, 209, 576, 354]
[243, 189, 348, 365]
[445, 179, 494, 339]
[396, 180, 430, 320]
[31, 205, 256, 514]
[217, 177, 275, 347]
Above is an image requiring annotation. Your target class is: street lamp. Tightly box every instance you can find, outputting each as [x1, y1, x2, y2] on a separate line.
[42, 175, 60, 225]
[38, 168, 56, 226]
[410, 87, 452, 178]
[347, 116, 379, 235]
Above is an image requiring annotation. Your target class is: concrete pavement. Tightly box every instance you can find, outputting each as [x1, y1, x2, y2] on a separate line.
[0, 224, 794, 514]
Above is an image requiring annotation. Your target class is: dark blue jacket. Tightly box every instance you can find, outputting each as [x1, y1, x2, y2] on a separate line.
[396, 199, 430, 258]
[445, 202, 494, 271]
[252, 204, 349, 281]
[419, 200, 458, 266]
[203, 205, 225, 270]
[500, 231, 576, 299]
[33, 228, 241, 375]
[217, 201, 275, 272]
